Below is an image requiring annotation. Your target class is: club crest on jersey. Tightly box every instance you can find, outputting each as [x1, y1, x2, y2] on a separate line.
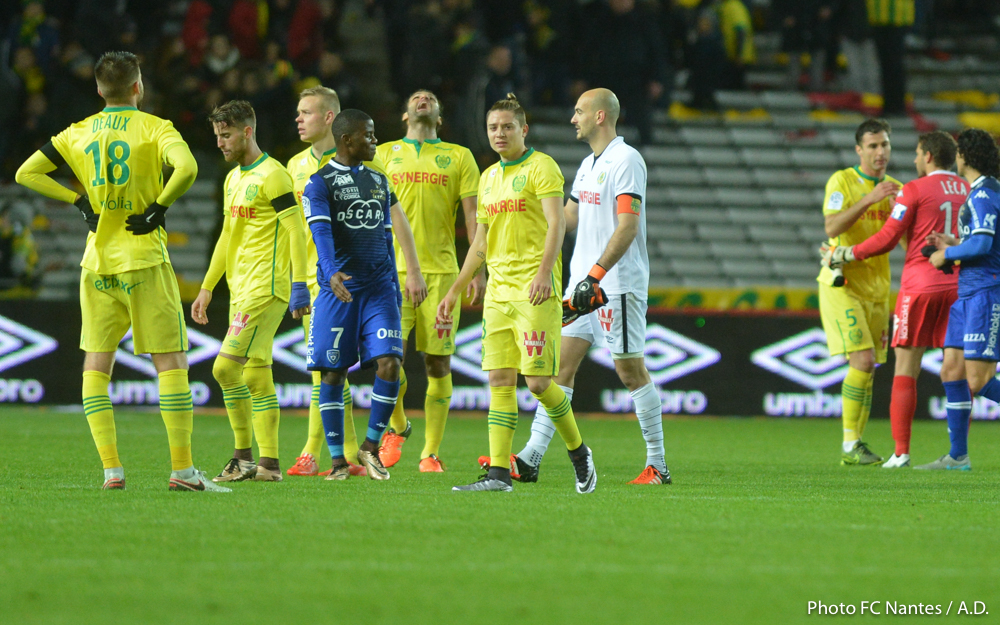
[392, 144, 401, 151]
[435, 155, 451, 169]
[244, 184, 259, 201]
[523, 331, 546, 357]
[598, 308, 613, 332]
[228, 312, 250, 336]
[512, 174, 527, 193]
[597, 171, 606, 183]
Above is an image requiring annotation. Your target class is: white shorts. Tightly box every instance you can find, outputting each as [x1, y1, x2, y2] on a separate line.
[562, 291, 647, 357]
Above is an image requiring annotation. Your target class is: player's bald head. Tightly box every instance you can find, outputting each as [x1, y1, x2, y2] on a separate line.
[580, 89, 620, 126]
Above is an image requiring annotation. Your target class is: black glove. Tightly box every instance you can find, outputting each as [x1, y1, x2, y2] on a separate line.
[125, 202, 168, 235]
[570, 274, 608, 314]
[921, 245, 954, 274]
[74, 195, 99, 233]
[562, 298, 583, 327]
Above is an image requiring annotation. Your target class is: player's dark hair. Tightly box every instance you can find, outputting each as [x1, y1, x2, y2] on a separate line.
[208, 100, 257, 132]
[331, 109, 372, 145]
[956, 128, 1000, 178]
[488, 93, 527, 126]
[918, 131, 958, 170]
[94, 51, 140, 103]
[855, 118, 891, 145]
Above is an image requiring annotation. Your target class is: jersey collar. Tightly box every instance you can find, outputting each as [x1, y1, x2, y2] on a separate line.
[240, 152, 269, 171]
[500, 147, 534, 169]
[402, 137, 441, 156]
[593, 135, 624, 161]
[102, 105, 137, 112]
[311, 146, 336, 164]
[972, 175, 987, 188]
[327, 159, 366, 174]
[853, 165, 883, 183]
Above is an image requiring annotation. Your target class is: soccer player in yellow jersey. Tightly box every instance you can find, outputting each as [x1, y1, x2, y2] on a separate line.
[14, 51, 228, 492]
[190, 100, 312, 482]
[438, 94, 596, 493]
[284, 85, 391, 478]
[374, 89, 483, 472]
[818, 118, 902, 465]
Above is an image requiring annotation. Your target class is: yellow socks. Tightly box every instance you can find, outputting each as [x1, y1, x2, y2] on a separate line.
[244, 363, 279, 459]
[389, 368, 408, 433]
[488, 386, 518, 468]
[213, 356, 253, 449]
[83, 370, 119, 469]
[302, 371, 324, 457]
[342, 380, 359, 464]
[842, 367, 872, 443]
[158, 369, 193, 471]
[856, 373, 874, 438]
[422, 374, 453, 458]
[532, 381, 583, 451]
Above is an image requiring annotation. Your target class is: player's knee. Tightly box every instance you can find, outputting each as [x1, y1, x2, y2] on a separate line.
[614, 357, 649, 390]
[376, 357, 401, 381]
[242, 365, 273, 395]
[525, 376, 551, 395]
[424, 354, 450, 378]
[212, 356, 243, 386]
[321, 370, 346, 386]
[848, 350, 876, 373]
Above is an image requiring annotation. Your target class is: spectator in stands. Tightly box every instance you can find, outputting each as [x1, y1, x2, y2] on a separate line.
[228, 0, 266, 60]
[524, 0, 572, 105]
[868, 0, 914, 116]
[836, 0, 879, 95]
[12, 46, 45, 94]
[572, 0, 669, 145]
[202, 33, 240, 79]
[0, 203, 39, 294]
[306, 50, 358, 106]
[716, 0, 756, 90]
[5, 0, 59, 74]
[774, 0, 836, 91]
[687, 5, 724, 110]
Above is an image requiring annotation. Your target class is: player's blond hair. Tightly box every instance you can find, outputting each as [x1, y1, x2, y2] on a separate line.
[488, 93, 527, 126]
[299, 86, 341, 115]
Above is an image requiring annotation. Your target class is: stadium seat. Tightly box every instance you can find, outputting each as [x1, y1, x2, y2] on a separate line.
[730, 128, 781, 147]
[641, 146, 694, 166]
[764, 188, 816, 208]
[692, 147, 742, 166]
[704, 167, 753, 187]
[710, 242, 762, 259]
[724, 207, 774, 224]
[716, 188, 766, 207]
[722, 259, 774, 279]
[649, 167, 705, 186]
[740, 147, 792, 167]
[790, 149, 841, 169]
[695, 224, 746, 241]
[680, 127, 732, 146]
[747, 225, 799, 243]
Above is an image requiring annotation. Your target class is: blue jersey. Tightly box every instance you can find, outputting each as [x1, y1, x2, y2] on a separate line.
[957, 176, 1000, 297]
[302, 160, 399, 292]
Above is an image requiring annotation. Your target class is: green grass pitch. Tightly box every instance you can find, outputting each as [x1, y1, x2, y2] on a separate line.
[1, 408, 997, 625]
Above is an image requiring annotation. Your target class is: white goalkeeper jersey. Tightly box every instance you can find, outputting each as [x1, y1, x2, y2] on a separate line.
[568, 135, 649, 297]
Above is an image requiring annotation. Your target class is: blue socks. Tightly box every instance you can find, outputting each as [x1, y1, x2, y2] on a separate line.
[943, 380, 971, 459]
[367, 376, 400, 444]
[319, 382, 345, 460]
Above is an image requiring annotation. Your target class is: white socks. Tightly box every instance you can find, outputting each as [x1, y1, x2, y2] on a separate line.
[632, 383, 666, 473]
[517, 385, 573, 467]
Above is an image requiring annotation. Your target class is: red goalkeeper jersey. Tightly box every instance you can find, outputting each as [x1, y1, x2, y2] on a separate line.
[852, 170, 968, 293]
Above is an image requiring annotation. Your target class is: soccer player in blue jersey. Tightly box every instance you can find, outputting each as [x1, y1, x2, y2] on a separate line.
[921, 128, 1000, 470]
[302, 109, 428, 480]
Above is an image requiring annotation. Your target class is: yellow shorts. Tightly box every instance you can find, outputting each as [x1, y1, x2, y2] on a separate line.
[79, 263, 188, 354]
[818, 283, 889, 364]
[219, 296, 287, 364]
[400, 272, 460, 355]
[481, 298, 560, 376]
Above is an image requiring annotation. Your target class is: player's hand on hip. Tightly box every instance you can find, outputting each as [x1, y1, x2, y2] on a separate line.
[191, 289, 212, 325]
[866, 180, 901, 204]
[330, 272, 353, 303]
[405, 272, 427, 307]
[466, 271, 486, 306]
[289, 282, 311, 319]
[436, 290, 458, 325]
[528, 271, 553, 306]
[125, 202, 168, 235]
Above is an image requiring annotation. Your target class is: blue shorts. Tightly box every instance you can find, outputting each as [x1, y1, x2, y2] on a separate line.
[943, 287, 1000, 361]
[306, 284, 404, 371]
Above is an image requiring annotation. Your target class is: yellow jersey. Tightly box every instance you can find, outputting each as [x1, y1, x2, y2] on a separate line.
[222, 153, 299, 302]
[477, 148, 564, 302]
[287, 145, 388, 288]
[818, 166, 901, 301]
[376, 138, 480, 274]
[50, 105, 189, 275]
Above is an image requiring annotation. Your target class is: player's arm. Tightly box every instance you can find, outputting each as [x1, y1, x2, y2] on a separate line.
[461, 194, 486, 304]
[127, 139, 199, 235]
[15, 146, 99, 232]
[931, 196, 999, 268]
[389, 201, 427, 306]
[529, 195, 566, 306]
[824, 179, 900, 238]
[191, 211, 232, 325]
[304, 176, 352, 303]
[564, 197, 580, 232]
[274, 190, 311, 319]
[849, 202, 913, 261]
[569, 194, 641, 312]
[438, 219, 488, 323]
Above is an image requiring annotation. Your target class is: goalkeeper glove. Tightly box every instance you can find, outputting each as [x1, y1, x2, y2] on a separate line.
[74, 195, 99, 233]
[289, 282, 311, 313]
[570, 264, 609, 314]
[125, 202, 168, 235]
[921, 244, 954, 274]
[820, 245, 855, 270]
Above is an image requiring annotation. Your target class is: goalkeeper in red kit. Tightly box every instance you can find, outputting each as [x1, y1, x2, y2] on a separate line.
[824, 131, 968, 466]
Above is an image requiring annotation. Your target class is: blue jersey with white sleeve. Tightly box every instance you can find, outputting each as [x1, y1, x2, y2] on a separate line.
[302, 160, 399, 293]
[956, 176, 1000, 297]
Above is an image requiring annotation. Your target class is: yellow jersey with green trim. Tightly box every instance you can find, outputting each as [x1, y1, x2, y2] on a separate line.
[376, 137, 480, 274]
[222, 153, 299, 303]
[50, 105, 188, 274]
[287, 146, 388, 288]
[818, 166, 900, 301]
[477, 148, 564, 302]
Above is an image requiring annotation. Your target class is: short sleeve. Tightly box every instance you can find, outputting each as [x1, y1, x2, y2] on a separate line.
[612, 151, 646, 200]
[823, 172, 848, 215]
[969, 190, 999, 236]
[532, 155, 565, 200]
[459, 148, 480, 199]
[302, 174, 331, 223]
[263, 166, 295, 201]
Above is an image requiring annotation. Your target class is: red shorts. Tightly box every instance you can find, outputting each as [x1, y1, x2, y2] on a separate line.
[891, 289, 957, 348]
